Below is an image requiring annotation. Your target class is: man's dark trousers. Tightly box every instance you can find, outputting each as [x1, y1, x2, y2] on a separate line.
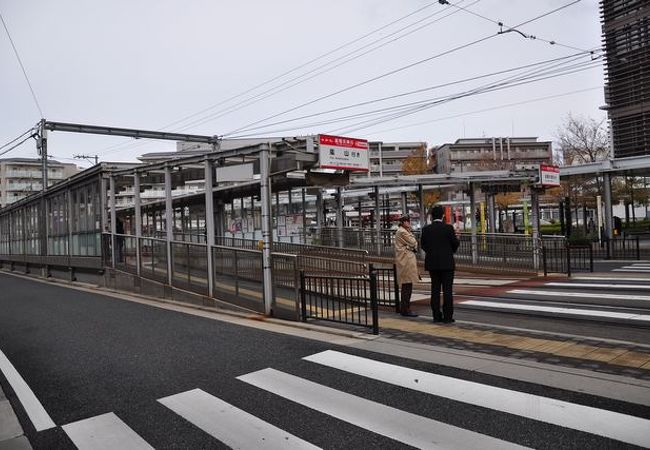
[429, 270, 454, 321]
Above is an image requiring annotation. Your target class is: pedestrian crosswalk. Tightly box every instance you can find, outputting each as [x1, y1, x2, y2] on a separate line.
[59, 350, 650, 449]
[613, 262, 650, 273]
[455, 273, 650, 324]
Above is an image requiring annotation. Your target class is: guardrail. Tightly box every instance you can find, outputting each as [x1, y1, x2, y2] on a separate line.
[300, 270, 379, 334]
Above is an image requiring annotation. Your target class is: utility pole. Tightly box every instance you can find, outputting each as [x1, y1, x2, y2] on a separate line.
[36, 119, 48, 191]
[74, 154, 99, 165]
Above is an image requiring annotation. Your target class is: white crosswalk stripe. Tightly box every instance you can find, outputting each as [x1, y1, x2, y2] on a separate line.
[238, 368, 528, 450]
[546, 282, 650, 290]
[304, 350, 650, 448]
[62, 412, 154, 450]
[58, 350, 650, 448]
[510, 288, 650, 301]
[158, 388, 319, 449]
[461, 299, 650, 321]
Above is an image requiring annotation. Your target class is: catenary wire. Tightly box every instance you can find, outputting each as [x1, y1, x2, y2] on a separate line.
[96, 1, 469, 156]
[226, 50, 599, 136]
[331, 61, 602, 134]
[0, 128, 35, 152]
[442, 0, 589, 52]
[371, 86, 603, 134]
[172, 1, 478, 134]
[228, 54, 601, 137]
[0, 12, 44, 117]
[228, 60, 601, 138]
[223, 0, 584, 137]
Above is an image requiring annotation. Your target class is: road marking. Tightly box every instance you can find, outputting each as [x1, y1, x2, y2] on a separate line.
[238, 368, 528, 450]
[303, 350, 650, 448]
[0, 349, 55, 431]
[461, 299, 650, 322]
[158, 388, 318, 449]
[509, 289, 650, 301]
[614, 268, 650, 272]
[546, 282, 650, 290]
[573, 276, 650, 282]
[62, 412, 153, 450]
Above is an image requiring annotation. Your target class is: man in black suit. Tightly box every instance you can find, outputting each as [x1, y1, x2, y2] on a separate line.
[420, 205, 460, 323]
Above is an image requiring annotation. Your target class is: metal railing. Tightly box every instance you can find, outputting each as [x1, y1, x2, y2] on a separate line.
[300, 270, 379, 334]
[211, 245, 265, 313]
[542, 238, 594, 276]
[139, 236, 168, 283]
[593, 235, 647, 260]
[370, 264, 400, 312]
[171, 241, 209, 295]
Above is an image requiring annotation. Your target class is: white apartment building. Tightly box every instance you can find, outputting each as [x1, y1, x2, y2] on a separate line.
[435, 137, 553, 174]
[0, 158, 79, 208]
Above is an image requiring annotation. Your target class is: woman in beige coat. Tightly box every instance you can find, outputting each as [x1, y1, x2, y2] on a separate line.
[394, 215, 419, 317]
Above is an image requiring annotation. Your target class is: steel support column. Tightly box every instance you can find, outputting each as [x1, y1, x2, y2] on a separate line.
[336, 187, 344, 248]
[469, 183, 478, 265]
[401, 191, 408, 217]
[204, 159, 215, 296]
[134, 171, 142, 276]
[374, 186, 381, 255]
[109, 176, 117, 268]
[487, 194, 497, 233]
[260, 144, 273, 316]
[531, 188, 541, 271]
[603, 172, 613, 240]
[164, 166, 173, 285]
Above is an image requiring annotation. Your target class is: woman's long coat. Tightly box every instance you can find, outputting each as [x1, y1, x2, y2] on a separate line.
[394, 226, 419, 286]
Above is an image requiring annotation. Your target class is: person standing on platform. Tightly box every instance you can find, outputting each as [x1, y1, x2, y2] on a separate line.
[420, 205, 460, 323]
[394, 215, 419, 317]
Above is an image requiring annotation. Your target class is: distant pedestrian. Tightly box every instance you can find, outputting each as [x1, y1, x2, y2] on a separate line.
[394, 215, 419, 317]
[420, 205, 460, 323]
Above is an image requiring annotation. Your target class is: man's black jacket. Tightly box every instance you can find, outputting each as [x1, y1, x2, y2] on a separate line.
[420, 221, 460, 271]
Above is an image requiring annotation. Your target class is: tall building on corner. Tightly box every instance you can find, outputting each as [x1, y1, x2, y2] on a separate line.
[601, 0, 650, 158]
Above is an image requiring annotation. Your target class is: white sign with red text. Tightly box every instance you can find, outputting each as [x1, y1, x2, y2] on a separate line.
[318, 134, 369, 172]
[539, 164, 560, 187]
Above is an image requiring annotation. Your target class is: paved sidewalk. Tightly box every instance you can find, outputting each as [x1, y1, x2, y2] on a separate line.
[0, 384, 30, 450]
[377, 312, 650, 381]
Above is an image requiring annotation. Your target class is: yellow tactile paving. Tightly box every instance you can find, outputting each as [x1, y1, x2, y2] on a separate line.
[541, 343, 599, 359]
[583, 347, 629, 362]
[380, 318, 650, 370]
[610, 352, 650, 368]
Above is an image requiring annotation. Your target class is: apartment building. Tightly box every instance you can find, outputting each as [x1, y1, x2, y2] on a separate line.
[601, 0, 650, 158]
[434, 137, 553, 174]
[0, 158, 79, 208]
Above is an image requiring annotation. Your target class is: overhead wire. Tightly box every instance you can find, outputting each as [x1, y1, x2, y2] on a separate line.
[442, 0, 589, 52]
[225, 50, 599, 136]
[370, 86, 603, 134]
[0, 128, 35, 152]
[227, 52, 602, 137]
[172, 1, 477, 134]
[0, 132, 37, 157]
[0, 12, 44, 117]
[223, 0, 584, 137]
[96, 0, 470, 156]
[331, 59, 602, 134]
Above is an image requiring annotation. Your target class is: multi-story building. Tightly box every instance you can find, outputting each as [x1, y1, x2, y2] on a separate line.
[434, 137, 553, 174]
[601, 0, 650, 158]
[0, 158, 79, 208]
[362, 141, 428, 177]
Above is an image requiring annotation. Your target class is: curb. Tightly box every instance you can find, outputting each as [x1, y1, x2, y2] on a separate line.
[0, 384, 31, 450]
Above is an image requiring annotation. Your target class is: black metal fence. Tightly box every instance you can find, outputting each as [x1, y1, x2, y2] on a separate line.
[300, 270, 379, 334]
[542, 238, 594, 276]
[370, 264, 400, 312]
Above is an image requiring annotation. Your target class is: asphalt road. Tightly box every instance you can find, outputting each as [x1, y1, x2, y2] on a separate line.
[1, 272, 649, 449]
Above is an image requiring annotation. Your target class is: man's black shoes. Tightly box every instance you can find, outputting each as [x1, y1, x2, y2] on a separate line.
[443, 318, 455, 323]
[401, 311, 419, 317]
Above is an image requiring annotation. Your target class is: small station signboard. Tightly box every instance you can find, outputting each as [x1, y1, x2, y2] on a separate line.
[318, 134, 370, 172]
[538, 164, 560, 187]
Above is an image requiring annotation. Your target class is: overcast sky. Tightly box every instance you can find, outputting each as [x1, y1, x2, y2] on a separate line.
[1, 0, 604, 168]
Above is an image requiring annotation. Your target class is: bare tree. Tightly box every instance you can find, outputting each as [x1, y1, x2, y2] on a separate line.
[556, 113, 609, 165]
